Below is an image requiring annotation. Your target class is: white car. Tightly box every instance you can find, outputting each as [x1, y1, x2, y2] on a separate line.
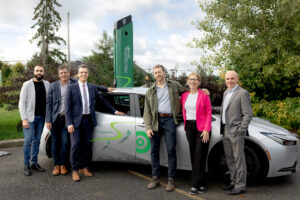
[40, 87, 299, 181]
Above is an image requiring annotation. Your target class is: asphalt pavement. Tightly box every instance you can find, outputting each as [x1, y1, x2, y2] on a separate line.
[0, 146, 299, 200]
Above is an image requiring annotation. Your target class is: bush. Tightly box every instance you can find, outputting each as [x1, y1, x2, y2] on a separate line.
[252, 98, 300, 134]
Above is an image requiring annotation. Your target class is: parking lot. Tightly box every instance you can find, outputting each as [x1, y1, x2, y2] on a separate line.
[0, 146, 299, 200]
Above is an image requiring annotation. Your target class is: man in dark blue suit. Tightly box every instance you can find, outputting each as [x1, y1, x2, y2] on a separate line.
[66, 64, 124, 182]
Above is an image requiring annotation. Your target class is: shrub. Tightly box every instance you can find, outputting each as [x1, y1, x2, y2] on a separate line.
[252, 98, 300, 134]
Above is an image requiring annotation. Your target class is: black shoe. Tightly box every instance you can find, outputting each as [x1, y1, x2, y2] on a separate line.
[24, 165, 31, 176]
[198, 186, 207, 193]
[228, 188, 246, 195]
[30, 163, 45, 172]
[222, 183, 235, 190]
[188, 187, 198, 195]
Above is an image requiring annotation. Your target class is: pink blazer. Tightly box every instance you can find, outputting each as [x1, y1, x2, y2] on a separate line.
[181, 89, 212, 132]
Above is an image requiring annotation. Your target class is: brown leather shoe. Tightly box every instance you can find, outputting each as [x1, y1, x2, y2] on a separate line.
[52, 165, 60, 176]
[166, 177, 175, 192]
[72, 171, 80, 182]
[79, 168, 93, 177]
[60, 165, 68, 175]
[147, 176, 160, 189]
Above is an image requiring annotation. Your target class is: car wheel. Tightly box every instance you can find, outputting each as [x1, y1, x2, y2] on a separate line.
[208, 142, 262, 182]
[244, 145, 260, 182]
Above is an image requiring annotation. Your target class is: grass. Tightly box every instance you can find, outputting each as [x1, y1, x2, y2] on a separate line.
[0, 108, 23, 141]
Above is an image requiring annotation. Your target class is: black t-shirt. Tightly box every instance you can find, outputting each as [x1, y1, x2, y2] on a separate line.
[34, 81, 46, 117]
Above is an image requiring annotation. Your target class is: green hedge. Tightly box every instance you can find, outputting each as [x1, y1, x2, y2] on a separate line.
[252, 98, 300, 134]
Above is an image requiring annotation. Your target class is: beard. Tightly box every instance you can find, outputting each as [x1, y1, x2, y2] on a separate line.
[34, 74, 44, 81]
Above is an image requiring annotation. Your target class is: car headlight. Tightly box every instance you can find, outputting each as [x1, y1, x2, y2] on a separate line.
[260, 132, 298, 146]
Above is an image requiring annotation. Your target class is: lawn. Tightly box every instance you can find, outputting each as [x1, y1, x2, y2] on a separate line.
[0, 108, 23, 140]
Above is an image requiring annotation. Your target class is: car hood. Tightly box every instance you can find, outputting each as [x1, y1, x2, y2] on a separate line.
[250, 117, 298, 141]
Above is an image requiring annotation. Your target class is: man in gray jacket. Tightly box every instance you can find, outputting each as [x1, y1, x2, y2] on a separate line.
[220, 70, 252, 195]
[19, 65, 50, 176]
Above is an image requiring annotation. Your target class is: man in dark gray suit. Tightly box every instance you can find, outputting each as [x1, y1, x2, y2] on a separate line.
[46, 64, 75, 176]
[220, 70, 252, 195]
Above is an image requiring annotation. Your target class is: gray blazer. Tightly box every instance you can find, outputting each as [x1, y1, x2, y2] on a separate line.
[18, 79, 50, 123]
[45, 79, 76, 123]
[220, 85, 252, 136]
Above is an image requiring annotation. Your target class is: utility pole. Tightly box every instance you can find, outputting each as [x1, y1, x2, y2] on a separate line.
[42, 35, 46, 68]
[67, 12, 70, 68]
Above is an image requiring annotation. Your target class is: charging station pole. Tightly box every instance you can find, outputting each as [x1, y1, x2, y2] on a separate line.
[113, 15, 134, 88]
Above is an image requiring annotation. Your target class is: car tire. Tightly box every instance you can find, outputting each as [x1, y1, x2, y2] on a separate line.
[208, 142, 262, 182]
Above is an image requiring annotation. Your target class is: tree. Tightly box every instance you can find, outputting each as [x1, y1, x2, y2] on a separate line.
[83, 31, 147, 87]
[12, 62, 25, 77]
[1, 63, 12, 86]
[191, 0, 300, 101]
[31, 0, 66, 66]
[82, 31, 114, 86]
[0, 60, 3, 70]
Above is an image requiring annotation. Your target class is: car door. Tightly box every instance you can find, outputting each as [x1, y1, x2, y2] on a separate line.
[134, 94, 151, 163]
[92, 93, 136, 162]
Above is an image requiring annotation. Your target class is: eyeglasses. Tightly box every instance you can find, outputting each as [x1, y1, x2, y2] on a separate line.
[188, 78, 198, 82]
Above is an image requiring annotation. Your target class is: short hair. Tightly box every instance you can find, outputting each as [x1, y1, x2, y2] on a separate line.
[188, 72, 200, 81]
[153, 64, 165, 72]
[77, 64, 89, 73]
[58, 63, 69, 72]
[34, 65, 44, 70]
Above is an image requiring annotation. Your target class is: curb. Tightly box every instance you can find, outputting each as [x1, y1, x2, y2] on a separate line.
[0, 139, 24, 149]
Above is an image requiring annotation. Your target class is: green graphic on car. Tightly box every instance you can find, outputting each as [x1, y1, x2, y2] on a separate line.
[91, 122, 150, 153]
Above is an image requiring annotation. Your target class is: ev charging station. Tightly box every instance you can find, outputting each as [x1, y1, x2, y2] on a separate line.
[113, 15, 134, 88]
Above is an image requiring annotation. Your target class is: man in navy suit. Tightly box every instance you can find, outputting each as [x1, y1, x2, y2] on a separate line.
[66, 64, 124, 182]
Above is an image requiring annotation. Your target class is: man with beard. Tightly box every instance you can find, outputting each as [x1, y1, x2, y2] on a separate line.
[19, 65, 50, 176]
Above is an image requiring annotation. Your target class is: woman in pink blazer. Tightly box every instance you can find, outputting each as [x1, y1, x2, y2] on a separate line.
[181, 72, 212, 195]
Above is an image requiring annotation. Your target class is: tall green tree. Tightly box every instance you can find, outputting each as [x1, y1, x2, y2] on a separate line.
[191, 0, 300, 101]
[31, 0, 66, 65]
[83, 31, 114, 86]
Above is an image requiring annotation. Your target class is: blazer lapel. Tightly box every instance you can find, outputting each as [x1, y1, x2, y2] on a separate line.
[54, 81, 61, 104]
[87, 83, 93, 106]
[75, 82, 83, 107]
[196, 89, 201, 113]
[226, 86, 240, 111]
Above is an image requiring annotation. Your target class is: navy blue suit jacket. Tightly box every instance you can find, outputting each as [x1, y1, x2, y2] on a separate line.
[66, 82, 116, 128]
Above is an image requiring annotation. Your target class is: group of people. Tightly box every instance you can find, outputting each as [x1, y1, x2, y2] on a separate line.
[19, 64, 124, 182]
[143, 65, 252, 195]
[18, 63, 252, 195]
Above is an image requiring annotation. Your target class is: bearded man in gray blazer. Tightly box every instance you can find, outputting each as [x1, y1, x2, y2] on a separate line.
[220, 70, 252, 195]
[19, 65, 50, 176]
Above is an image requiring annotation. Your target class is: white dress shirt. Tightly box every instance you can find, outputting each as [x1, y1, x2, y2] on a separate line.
[78, 81, 90, 114]
[222, 84, 238, 124]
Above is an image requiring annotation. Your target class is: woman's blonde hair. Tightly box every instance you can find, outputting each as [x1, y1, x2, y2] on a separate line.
[187, 72, 201, 83]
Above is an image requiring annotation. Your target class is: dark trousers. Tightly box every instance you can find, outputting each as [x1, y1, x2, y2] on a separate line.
[51, 115, 69, 166]
[70, 115, 93, 171]
[185, 120, 210, 188]
[150, 117, 177, 178]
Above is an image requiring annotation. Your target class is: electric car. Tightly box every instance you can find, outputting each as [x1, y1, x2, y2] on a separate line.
[40, 87, 299, 180]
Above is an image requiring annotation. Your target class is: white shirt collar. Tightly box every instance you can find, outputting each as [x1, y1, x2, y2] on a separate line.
[226, 84, 238, 92]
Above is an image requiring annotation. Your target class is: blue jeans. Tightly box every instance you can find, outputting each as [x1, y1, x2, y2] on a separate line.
[150, 117, 177, 178]
[23, 116, 45, 166]
[51, 116, 69, 166]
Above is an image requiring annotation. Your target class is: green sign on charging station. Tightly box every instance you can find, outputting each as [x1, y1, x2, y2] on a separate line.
[113, 15, 134, 88]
